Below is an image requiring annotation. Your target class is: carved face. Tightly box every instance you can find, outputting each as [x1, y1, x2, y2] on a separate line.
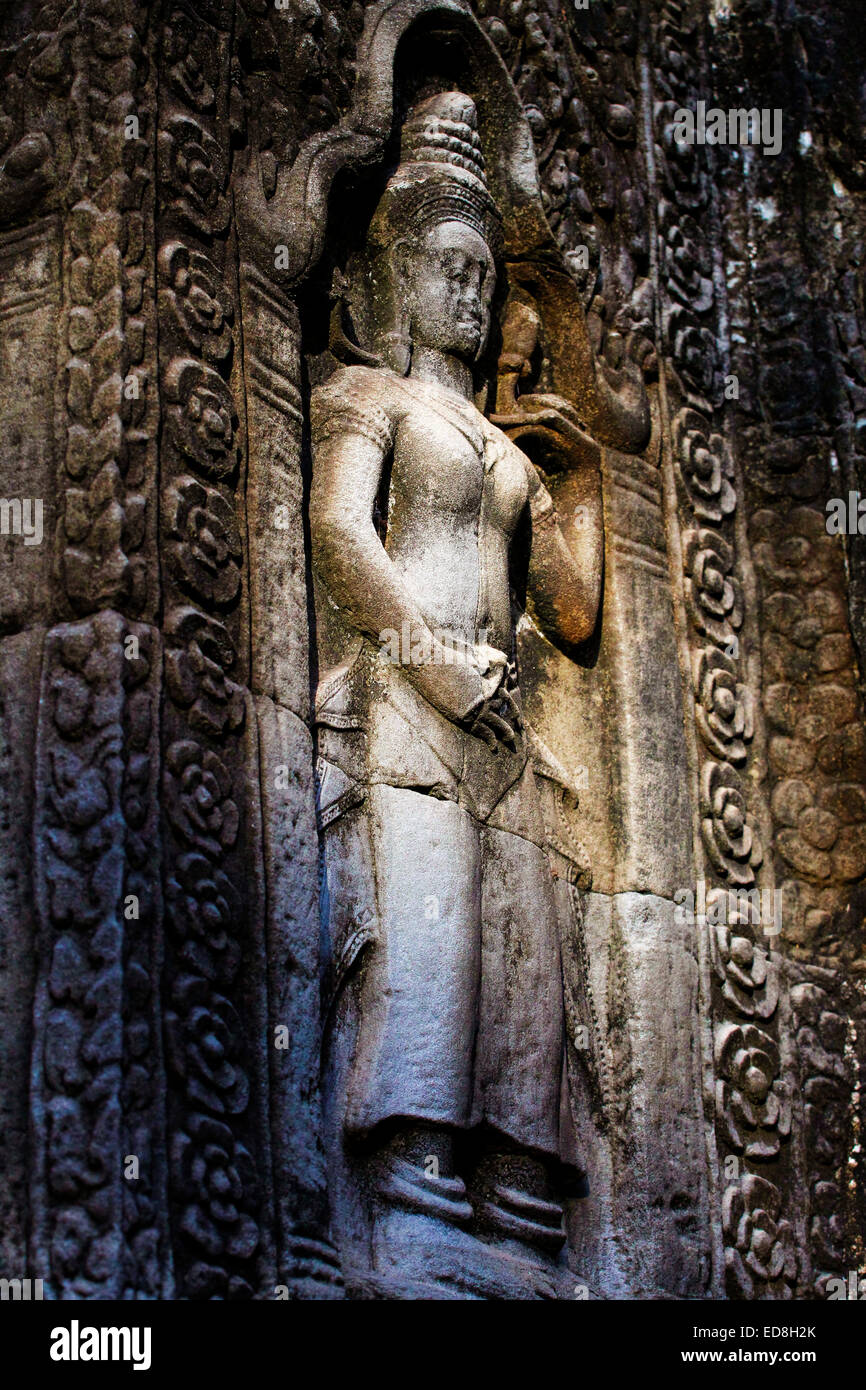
[402, 220, 495, 363]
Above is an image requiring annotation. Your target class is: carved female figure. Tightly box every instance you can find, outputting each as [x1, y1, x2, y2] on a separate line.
[310, 91, 603, 1282]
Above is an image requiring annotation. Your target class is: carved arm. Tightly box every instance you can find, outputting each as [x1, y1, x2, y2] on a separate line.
[309, 428, 487, 722]
[522, 444, 603, 653]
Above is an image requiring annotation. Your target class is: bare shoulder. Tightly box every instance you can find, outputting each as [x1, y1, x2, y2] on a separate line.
[310, 364, 405, 452]
[481, 413, 537, 478]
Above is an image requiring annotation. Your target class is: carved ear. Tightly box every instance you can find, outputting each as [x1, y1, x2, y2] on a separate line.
[327, 297, 383, 369]
[379, 329, 411, 376]
[499, 296, 541, 376]
[326, 266, 383, 368]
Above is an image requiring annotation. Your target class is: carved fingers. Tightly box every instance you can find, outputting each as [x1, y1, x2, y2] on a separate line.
[467, 658, 524, 753]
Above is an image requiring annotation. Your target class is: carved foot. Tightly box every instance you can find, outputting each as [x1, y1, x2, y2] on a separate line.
[470, 1147, 566, 1254]
[379, 1156, 473, 1225]
[376, 1124, 472, 1226]
[343, 1126, 573, 1298]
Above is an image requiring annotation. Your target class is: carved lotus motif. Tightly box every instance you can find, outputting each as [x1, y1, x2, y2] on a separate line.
[711, 917, 778, 1020]
[804, 1074, 849, 1167]
[172, 1113, 259, 1269]
[701, 761, 762, 886]
[166, 740, 239, 859]
[167, 977, 249, 1115]
[164, 359, 238, 481]
[716, 1022, 791, 1159]
[656, 102, 707, 210]
[158, 242, 233, 361]
[685, 529, 744, 648]
[668, 307, 718, 401]
[675, 408, 735, 523]
[694, 648, 753, 763]
[167, 852, 241, 984]
[166, 476, 242, 606]
[752, 503, 837, 589]
[158, 115, 229, 235]
[164, 9, 217, 111]
[723, 1174, 796, 1298]
[165, 606, 245, 737]
[661, 211, 714, 314]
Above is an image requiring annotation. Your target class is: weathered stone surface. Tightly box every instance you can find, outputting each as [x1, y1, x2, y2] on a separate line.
[0, 630, 42, 1282]
[0, 218, 59, 632]
[253, 694, 340, 1296]
[0, 0, 862, 1302]
[572, 891, 711, 1299]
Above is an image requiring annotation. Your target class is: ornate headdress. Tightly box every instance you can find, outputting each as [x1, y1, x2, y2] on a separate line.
[367, 91, 503, 259]
[333, 92, 503, 373]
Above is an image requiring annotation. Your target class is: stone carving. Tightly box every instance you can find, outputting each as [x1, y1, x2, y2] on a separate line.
[694, 648, 754, 765]
[684, 529, 744, 649]
[31, 613, 165, 1298]
[701, 762, 763, 888]
[165, 740, 240, 858]
[165, 477, 243, 607]
[715, 1022, 792, 1160]
[1, 0, 863, 1307]
[158, 242, 234, 362]
[158, 115, 230, 237]
[164, 359, 239, 481]
[0, 10, 73, 224]
[709, 894, 779, 1023]
[0, 217, 60, 632]
[165, 608, 245, 738]
[651, 0, 794, 1297]
[708, 0, 866, 1293]
[59, 0, 158, 620]
[722, 1173, 797, 1300]
[309, 90, 604, 1297]
[790, 970, 861, 1294]
[753, 507, 866, 943]
[164, 8, 218, 114]
[154, 0, 274, 1301]
[675, 409, 736, 523]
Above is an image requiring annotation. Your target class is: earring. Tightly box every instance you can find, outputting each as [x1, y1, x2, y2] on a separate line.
[328, 269, 383, 368]
[380, 328, 411, 376]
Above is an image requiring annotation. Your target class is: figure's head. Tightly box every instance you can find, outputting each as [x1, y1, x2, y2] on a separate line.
[400, 219, 495, 361]
[361, 91, 502, 373]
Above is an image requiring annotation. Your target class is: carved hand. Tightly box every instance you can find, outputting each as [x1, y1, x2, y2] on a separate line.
[466, 649, 524, 753]
[404, 640, 485, 726]
[408, 639, 522, 752]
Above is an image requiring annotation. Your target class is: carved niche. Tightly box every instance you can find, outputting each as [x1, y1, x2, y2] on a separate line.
[232, 0, 651, 1299]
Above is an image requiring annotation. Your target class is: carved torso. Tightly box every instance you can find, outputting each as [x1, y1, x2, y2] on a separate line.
[312, 364, 530, 664]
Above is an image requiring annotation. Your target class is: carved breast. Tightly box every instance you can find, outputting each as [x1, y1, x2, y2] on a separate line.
[381, 382, 529, 645]
[390, 401, 484, 521]
[482, 427, 531, 539]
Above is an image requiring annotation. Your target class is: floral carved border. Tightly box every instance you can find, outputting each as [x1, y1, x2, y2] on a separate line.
[649, 0, 795, 1298]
